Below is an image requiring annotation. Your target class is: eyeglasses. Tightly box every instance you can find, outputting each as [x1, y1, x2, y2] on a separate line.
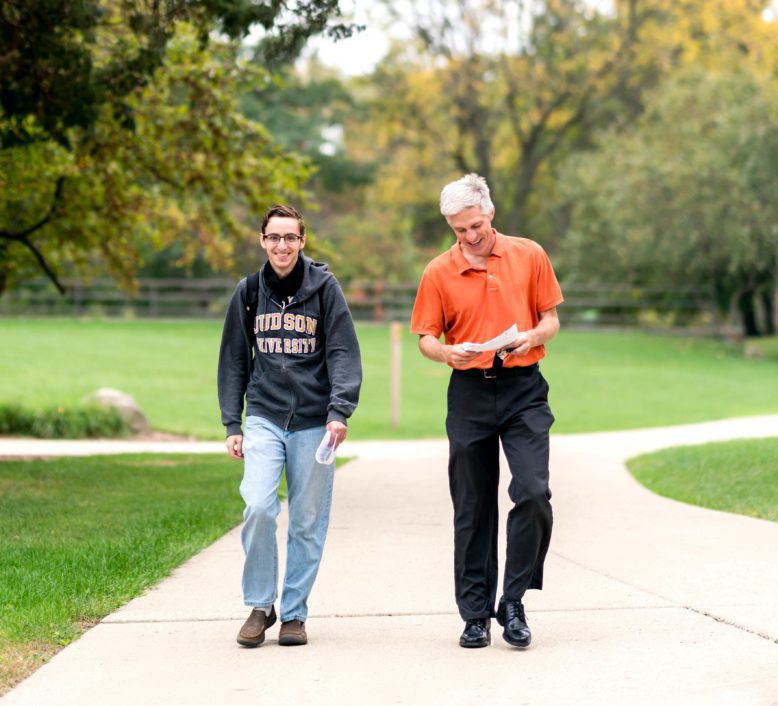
[263, 233, 303, 244]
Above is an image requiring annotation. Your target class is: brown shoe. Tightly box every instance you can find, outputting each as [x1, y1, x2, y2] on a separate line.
[278, 620, 307, 646]
[237, 606, 277, 647]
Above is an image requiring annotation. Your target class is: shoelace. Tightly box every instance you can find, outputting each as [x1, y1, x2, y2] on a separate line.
[505, 602, 526, 623]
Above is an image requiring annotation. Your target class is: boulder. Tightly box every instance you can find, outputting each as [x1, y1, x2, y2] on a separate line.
[84, 388, 150, 435]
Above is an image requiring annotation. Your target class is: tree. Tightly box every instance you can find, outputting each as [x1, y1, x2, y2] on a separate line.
[559, 67, 778, 336]
[239, 61, 375, 197]
[367, 0, 641, 241]
[0, 26, 312, 294]
[0, 0, 355, 148]
[357, 0, 778, 253]
[0, 0, 354, 293]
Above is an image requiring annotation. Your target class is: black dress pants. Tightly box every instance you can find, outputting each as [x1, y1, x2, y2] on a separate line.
[445, 365, 554, 621]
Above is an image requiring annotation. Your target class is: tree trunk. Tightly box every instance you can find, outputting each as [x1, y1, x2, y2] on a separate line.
[0, 241, 7, 296]
[737, 290, 761, 337]
[505, 156, 538, 235]
[762, 290, 775, 336]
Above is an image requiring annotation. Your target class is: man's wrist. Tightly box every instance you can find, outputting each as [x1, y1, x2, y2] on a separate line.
[326, 411, 348, 426]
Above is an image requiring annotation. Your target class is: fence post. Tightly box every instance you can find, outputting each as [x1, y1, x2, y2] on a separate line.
[390, 321, 402, 429]
[150, 280, 159, 318]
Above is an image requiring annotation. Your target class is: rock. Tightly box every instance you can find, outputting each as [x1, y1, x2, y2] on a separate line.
[83, 388, 150, 435]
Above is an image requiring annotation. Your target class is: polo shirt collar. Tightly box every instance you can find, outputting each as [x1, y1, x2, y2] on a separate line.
[451, 230, 502, 274]
[491, 231, 504, 256]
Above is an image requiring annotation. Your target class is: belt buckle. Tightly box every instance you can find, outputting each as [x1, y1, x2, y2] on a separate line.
[483, 369, 497, 379]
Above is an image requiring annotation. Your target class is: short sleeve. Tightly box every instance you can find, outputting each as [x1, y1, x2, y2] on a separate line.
[535, 247, 564, 313]
[410, 271, 445, 338]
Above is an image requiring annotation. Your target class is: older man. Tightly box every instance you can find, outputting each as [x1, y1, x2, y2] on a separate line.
[411, 174, 563, 649]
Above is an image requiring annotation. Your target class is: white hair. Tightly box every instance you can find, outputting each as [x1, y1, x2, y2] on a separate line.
[439, 173, 494, 217]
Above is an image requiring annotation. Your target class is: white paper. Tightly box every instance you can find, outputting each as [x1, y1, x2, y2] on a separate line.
[315, 430, 336, 465]
[461, 324, 519, 353]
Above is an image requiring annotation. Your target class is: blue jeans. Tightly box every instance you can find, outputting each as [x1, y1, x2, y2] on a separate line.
[240, 416, 335, 623]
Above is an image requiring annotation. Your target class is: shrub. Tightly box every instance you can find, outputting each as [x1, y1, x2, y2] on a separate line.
[0, 404, 132, 439]
[0, 404, 34, 435]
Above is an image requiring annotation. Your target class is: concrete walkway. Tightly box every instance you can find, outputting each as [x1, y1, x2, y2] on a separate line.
[2, 416, 777, 705]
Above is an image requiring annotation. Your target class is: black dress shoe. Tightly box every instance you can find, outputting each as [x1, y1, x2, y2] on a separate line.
[459, 618, 491, 648]
[496, 598, 531, 648]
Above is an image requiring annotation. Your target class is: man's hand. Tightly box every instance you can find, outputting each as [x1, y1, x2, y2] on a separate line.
[446, 344, 480, 368]
[499, 331, 533, 358]
[226, 434, 244, 460]
[326, 420, 348, 450]
[498, 309, 560, 359]
[418, 335, 479, 368]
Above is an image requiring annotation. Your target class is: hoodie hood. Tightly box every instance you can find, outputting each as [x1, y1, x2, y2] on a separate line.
[260, 253, 332, 305]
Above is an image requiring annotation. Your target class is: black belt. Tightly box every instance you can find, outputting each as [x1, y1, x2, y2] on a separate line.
[456, 363, 538, 380]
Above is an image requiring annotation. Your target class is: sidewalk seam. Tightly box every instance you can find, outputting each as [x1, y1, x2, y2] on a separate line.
[104, 605, 695, 626]
[683, 607, 778, 644]
[553, 551, 778, 644]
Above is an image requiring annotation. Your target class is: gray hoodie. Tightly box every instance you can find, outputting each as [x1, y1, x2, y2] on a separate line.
[217, 255, 362, 437]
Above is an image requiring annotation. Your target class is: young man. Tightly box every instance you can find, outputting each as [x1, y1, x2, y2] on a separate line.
[218, 204, 361, 647]
[411, 174, 563, 649]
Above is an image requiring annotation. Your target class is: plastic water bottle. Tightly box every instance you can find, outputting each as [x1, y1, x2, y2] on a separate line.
[315, 430, 336, 465]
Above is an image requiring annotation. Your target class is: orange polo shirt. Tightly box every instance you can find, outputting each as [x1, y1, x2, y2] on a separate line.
[410, 232, 563, 369]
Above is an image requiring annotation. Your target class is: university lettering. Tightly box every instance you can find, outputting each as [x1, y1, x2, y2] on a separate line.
[257, 337, 317, 354]
[256, 313, 317, 335]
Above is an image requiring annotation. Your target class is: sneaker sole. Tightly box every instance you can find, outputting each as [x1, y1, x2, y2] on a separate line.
[237, 636, 266, 648]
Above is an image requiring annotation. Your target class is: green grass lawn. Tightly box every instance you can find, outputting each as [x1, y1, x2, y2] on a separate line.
[541, 330, 778, 433]
[0, 452, 291, 694]
[627, 438, 778, 522]
[1, 319, 777, 439]
[743, 335, 778, 363]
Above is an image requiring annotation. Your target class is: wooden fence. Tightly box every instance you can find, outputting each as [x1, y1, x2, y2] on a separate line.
[0, 278, 721, 332]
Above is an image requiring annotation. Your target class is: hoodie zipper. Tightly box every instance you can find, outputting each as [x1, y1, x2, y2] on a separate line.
[276, 298, 297, 430]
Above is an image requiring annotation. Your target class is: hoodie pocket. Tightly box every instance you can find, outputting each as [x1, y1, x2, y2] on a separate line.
[291, 364, 330, 417]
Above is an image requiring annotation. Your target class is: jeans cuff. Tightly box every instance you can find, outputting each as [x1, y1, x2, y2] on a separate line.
[245, 602, 274, 612]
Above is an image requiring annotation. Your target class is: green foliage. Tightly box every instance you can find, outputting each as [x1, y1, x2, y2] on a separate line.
[343, 0, 634, 254]
[628, 438, 778, 522]
[236, 63, 387, 277]
[0, 0, 353, 148]
[240, 64, 375, 194]
[0, 403, 130, 438]
[0, 0, 358, 293]
[559, 66, 778, 335]
[287, 0, 778, 283]
[0, 0, 102, 148]
[0, 25, 312, 294]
